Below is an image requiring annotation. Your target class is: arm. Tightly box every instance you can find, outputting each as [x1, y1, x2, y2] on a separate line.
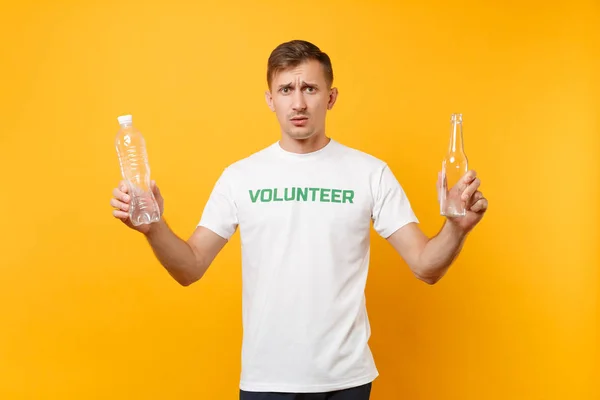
[386, 170, 487, 285]
[111, 179, 229, 287]
[386, 221, 467, 285]
[143, 166, 237, 286]
[145, 221, 228, 286]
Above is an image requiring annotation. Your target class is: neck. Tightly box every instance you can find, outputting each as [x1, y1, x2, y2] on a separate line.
[448, 119, 464, 154]
[279, 133, 330, 154]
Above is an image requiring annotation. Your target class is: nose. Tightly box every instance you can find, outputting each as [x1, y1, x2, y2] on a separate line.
[292, 90, 307, 112]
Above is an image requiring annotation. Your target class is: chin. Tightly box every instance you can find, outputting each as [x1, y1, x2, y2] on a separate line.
[286, 128, 316, 140]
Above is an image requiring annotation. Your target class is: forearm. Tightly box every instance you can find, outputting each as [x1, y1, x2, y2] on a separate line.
[144, 219, 204, 285]
[416, 221, 468, 284]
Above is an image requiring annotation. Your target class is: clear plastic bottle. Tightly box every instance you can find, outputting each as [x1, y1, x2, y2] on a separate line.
[440, 113, 469, 217]
[115, 114, 161, 226]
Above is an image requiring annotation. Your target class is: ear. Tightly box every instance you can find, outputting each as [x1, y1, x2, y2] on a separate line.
[327, 87, 339, 110]
[265, 90, 275, 112]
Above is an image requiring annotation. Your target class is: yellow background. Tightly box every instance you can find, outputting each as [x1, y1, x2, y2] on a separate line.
[1, 0, 598, 399]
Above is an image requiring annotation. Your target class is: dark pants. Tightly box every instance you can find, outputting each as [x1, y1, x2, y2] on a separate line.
[240, 382, 372, 400]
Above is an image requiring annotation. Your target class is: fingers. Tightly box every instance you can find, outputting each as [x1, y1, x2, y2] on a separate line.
[112, 209, 129, 219]
[462, 177, 481, 201]
[112, 186, 130, 203]
[111, 183, 131, 219]
[464, 170, 477, 182]
[470, 196, 488, 213]
[468, 191, 483, 206]
[110, 197, 129, 212]
[454, 170, 476, 193]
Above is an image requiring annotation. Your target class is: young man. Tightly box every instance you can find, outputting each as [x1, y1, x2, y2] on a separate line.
[110, 40, 487, 400]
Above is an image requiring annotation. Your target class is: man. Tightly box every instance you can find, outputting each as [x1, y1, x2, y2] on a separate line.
[110, 40, 487, 400]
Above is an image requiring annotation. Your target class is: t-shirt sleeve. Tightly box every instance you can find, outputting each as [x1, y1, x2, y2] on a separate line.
[371, 164, 419, 239]
[197, 167, 239, 240]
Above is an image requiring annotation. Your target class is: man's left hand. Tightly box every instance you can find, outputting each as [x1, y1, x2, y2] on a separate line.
[438, 170, 488, 233]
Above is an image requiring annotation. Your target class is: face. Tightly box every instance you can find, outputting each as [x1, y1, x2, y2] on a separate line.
[265, 59, 338, 141]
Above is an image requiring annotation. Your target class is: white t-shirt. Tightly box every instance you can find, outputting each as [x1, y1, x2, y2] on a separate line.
[198, 138, 418, 393]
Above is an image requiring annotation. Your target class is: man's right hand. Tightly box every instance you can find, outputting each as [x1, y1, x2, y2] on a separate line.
[110, 180, 165, 235]
[110, 179, 228, 286]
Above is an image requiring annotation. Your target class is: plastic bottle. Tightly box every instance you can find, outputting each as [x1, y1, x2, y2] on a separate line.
[115, 114, 161, 226]
[440, 113, 469, 217]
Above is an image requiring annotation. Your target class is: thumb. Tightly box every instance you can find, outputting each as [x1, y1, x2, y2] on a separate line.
[151, 180, 160, 195]
[437, 171, 442, 201]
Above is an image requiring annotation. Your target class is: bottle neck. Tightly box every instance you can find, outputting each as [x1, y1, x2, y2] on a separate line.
[448, 118, 464, 154]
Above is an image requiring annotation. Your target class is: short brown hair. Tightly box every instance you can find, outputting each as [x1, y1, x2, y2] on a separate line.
[267, 40, 334, 89]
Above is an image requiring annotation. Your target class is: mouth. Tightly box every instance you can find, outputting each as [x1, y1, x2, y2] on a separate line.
[290, 116, 308, 126]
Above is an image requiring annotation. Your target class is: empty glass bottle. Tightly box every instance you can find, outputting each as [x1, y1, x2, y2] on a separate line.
[440, 113, 469, 217]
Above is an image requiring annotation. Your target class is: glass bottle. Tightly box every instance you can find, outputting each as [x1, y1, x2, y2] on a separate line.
[440, 113, 469, 217]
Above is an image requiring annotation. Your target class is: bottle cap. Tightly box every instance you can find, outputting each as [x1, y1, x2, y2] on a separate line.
[117, 114, 133, 126]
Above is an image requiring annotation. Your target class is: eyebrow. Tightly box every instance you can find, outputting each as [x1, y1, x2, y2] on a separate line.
[302, 82, 319, 88]
[277, 81, 320, 90]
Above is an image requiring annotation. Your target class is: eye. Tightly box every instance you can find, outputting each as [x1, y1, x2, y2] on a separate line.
[304, 87, 316, 93]
[280, 87, 291, 94]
